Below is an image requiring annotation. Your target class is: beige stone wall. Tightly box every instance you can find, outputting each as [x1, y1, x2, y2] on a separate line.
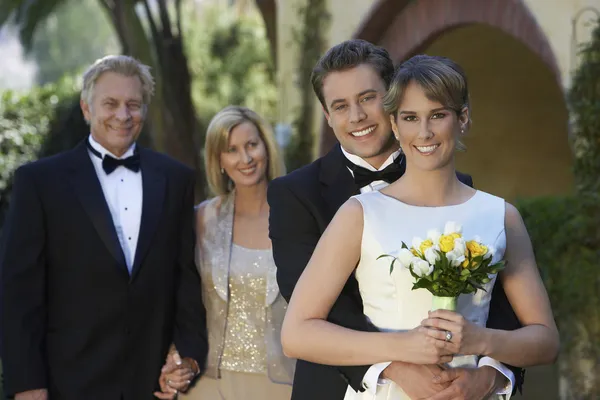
[524, 0, 600, 87]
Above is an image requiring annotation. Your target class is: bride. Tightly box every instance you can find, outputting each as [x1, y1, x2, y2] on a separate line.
[280, 55, 559, 399]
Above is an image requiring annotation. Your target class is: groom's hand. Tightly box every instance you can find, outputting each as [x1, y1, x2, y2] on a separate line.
[382, 361, 450, 399]
[424, 366, 505, 400]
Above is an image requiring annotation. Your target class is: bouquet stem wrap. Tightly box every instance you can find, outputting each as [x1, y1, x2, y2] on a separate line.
[431, 295, 457, 311]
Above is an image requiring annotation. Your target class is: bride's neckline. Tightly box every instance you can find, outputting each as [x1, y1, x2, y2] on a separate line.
[375, 190, 480, 209]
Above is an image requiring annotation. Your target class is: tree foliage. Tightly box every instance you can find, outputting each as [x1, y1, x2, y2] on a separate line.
[29, 0, 119, 85]
[183, 2, 277, 132]
[0, 75, 79, 226]
[285, 0, 330, 171]
[569, 18, 600, 196]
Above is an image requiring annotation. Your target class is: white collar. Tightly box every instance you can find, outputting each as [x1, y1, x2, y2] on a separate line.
[88, 134, 136, 159]
[340, 146, 401, 172]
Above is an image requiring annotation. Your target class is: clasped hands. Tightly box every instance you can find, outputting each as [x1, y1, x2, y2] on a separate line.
[383, 309, 504, 400]
[154, 345, 200, 399]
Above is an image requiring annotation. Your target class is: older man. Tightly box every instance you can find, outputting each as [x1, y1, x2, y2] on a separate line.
[0, 55, 207, 400]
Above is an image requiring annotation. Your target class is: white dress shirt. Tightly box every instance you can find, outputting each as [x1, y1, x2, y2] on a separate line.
[88, 135, 143, 273]
[340, 146, 515, 397]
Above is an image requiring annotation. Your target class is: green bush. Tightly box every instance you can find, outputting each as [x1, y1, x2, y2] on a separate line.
[0, 75, 79, 227]
[517, 195, 599, 397]
[517, 16, 600, 398]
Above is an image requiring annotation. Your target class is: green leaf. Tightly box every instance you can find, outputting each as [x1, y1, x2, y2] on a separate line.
[0, 0, 70, 50]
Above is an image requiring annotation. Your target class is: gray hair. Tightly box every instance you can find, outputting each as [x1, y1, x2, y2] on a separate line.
[80, 55, 155, 107]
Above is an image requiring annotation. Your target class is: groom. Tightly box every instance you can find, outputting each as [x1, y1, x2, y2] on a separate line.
[268, 40, 524, 399]
[0, 55, 207, 399]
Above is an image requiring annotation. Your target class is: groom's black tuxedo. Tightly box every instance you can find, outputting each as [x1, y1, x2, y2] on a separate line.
[0, 141, 208, 399]
[268, 144, 523, 400]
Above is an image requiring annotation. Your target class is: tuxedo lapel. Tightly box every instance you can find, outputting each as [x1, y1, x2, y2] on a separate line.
[68, 141, 128, 275]
[320, 144, 359, 221]
[130, 149, 165, 281]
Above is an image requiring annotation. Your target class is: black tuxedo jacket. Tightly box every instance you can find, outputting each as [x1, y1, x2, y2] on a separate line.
[0, 141, 208, 400]
[268, 145, 523, 400]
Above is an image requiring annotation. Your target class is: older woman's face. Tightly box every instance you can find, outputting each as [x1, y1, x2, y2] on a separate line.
[220, 121, 268, 189]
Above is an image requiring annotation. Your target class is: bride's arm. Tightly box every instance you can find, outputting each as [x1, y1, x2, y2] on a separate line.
[479, 203, 560, 367]
[281, 198, 453, 366]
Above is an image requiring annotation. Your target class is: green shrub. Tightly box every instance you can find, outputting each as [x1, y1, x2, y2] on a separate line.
[518, 195, 600, 397]
[0, 75, 79, 226]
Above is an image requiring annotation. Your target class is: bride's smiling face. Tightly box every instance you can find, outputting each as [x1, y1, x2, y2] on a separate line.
[390, 81, 468, 172]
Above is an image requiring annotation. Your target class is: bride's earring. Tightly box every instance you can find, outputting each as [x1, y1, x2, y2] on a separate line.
[220, 167, 225, 174]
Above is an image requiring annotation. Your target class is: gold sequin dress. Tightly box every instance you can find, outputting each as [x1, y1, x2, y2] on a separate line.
[180, 194, 294, 400]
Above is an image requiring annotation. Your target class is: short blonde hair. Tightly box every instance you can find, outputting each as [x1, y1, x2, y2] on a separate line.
[204, 106, 286, 196]
[81, 55, 155, 107]
[384, 55, 470, 150]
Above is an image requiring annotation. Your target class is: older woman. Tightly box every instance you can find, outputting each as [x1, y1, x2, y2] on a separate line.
[177, 106, 294, 399]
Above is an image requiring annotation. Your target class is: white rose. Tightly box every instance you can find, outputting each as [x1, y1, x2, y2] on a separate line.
[485, 246, 495, 260]
[426, 229, 442, 245]
[393, 248, 414, 269]
[412, 258, 434, 277]
[412, 237, 424, 254]
[446, 249, 466, 267]
[454, 237, 467, 255]
[444, 221, 462, 235]
[424, 247, 440, 265]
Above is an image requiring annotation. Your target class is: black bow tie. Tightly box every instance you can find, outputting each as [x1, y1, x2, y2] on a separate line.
[87, 140, 141, 175]
[345, 155, 404, 188]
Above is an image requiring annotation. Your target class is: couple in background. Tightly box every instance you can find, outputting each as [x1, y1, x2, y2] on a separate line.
[0, 56, 294, 400]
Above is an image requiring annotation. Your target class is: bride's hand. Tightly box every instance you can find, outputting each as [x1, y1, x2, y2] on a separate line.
[420, 310, 487, 356]
[400, 327, 456, 365]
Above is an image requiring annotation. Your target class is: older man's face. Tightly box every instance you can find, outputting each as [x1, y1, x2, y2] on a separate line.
[81, 71, 146, 157]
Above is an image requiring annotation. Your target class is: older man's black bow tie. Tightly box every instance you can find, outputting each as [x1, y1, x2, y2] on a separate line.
[87, 141, 141, 174]
[344, 155, 404, 188]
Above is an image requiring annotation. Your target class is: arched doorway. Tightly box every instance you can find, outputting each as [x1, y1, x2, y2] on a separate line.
[319, 0, 572, 201]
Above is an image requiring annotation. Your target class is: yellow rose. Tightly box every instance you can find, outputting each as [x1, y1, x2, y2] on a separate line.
[451, 233, 462, 239]
[439, 234, 455, 252]
[419, 239, 434, 255]
[462, 259, 470, 268]
[467, 240, 488, 258]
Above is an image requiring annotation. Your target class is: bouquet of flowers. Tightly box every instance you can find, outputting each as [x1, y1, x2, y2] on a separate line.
[378, 221, 505, 311]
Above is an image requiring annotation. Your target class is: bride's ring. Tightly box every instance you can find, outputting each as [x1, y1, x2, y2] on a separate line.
[445, 331, 453, 342]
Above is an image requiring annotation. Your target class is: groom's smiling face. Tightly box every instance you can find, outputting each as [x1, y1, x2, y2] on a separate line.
[321, 64, 398, 169]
